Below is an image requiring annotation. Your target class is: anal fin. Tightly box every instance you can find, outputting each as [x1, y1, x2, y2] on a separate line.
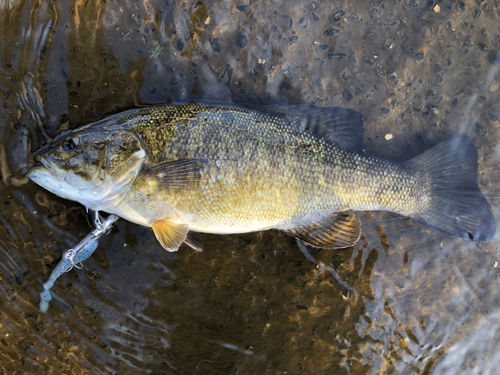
[151, 220, 189, 252]
[284, 211, 361, 249]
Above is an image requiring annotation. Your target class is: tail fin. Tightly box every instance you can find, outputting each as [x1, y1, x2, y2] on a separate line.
[408, 135, 496, 242]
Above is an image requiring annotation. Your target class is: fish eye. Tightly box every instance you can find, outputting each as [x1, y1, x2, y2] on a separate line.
[62, 136, 79, 151]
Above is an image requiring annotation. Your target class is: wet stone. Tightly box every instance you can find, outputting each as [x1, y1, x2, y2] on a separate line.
[324, 26, 340, 36]
[279, 81, 292, 91]
[380, 107, 390, 114]
[488, 111, 499, 121]
[351, 13, 362, 21]
[55, 114, 69, 127]
[478, 43, 488, 51]
[371, 4, 385, 15]
[316, 44, 328, 53]
[176, 38, 185, 51]
[210, 37, 221, 53]
[406, 0, 418, 9]
[298, 17, 308, 29]
[474, 123, 486, 136]
[487, 51, 500, 66]
[414, 51, 425, 61]
[365, 29, 377, 39]
[331, 9, 345, 22]
[434, 75, 443, 84]
[343, 89, 353, 101]
[328, 53, 346, 61]
[383, 38, 393, 50]
[236, 32, 248, 48]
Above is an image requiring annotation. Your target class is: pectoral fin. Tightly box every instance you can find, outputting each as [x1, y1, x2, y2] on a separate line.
[151, 220, 189, 252]
[141, 159, 208, 192]
[284, 211, 361, 249]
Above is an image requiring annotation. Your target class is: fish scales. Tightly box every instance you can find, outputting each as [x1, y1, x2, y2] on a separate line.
[28, 101, 496, 250]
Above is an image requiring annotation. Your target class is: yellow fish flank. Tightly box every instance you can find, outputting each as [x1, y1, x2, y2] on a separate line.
[28, 102, 496, 251]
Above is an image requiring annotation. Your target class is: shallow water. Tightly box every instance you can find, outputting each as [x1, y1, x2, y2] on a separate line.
[1, 0, 500, 374]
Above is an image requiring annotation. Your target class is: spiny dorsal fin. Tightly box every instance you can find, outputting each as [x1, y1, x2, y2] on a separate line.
[151, 220, 189, 252]
[284, 211, 361, 249]
[140, 159, 208, 192]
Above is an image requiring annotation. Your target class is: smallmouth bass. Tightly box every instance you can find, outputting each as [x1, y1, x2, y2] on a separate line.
[28, 101, 496, 251]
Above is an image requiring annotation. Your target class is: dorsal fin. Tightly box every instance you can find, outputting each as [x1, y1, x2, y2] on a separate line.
[238, 103, 365, 151]
[283, 211, 361, 249]
[296, 106, 365, 151]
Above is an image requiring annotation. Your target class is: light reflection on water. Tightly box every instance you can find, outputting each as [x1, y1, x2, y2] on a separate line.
[1, 0, 500, 374]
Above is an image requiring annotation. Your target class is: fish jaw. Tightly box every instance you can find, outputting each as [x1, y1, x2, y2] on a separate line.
[28, 165, 82, 202]
[29, 165, 124, 211]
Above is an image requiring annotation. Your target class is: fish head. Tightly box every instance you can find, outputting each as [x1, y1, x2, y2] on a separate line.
[29, 129, 146, 210]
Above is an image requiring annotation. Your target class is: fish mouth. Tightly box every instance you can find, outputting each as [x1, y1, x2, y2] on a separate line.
[26, 155, 68, 181]
[21, 163, 36, 176]
[38, 154, 66, 171]
[22, 149, 48, 176]
[25, 165, 48, 181]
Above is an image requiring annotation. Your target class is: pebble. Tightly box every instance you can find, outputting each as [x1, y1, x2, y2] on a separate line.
[236, 32, 248, 48]
[343, 89, 353, 101]
[488, 51, 500, 66]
